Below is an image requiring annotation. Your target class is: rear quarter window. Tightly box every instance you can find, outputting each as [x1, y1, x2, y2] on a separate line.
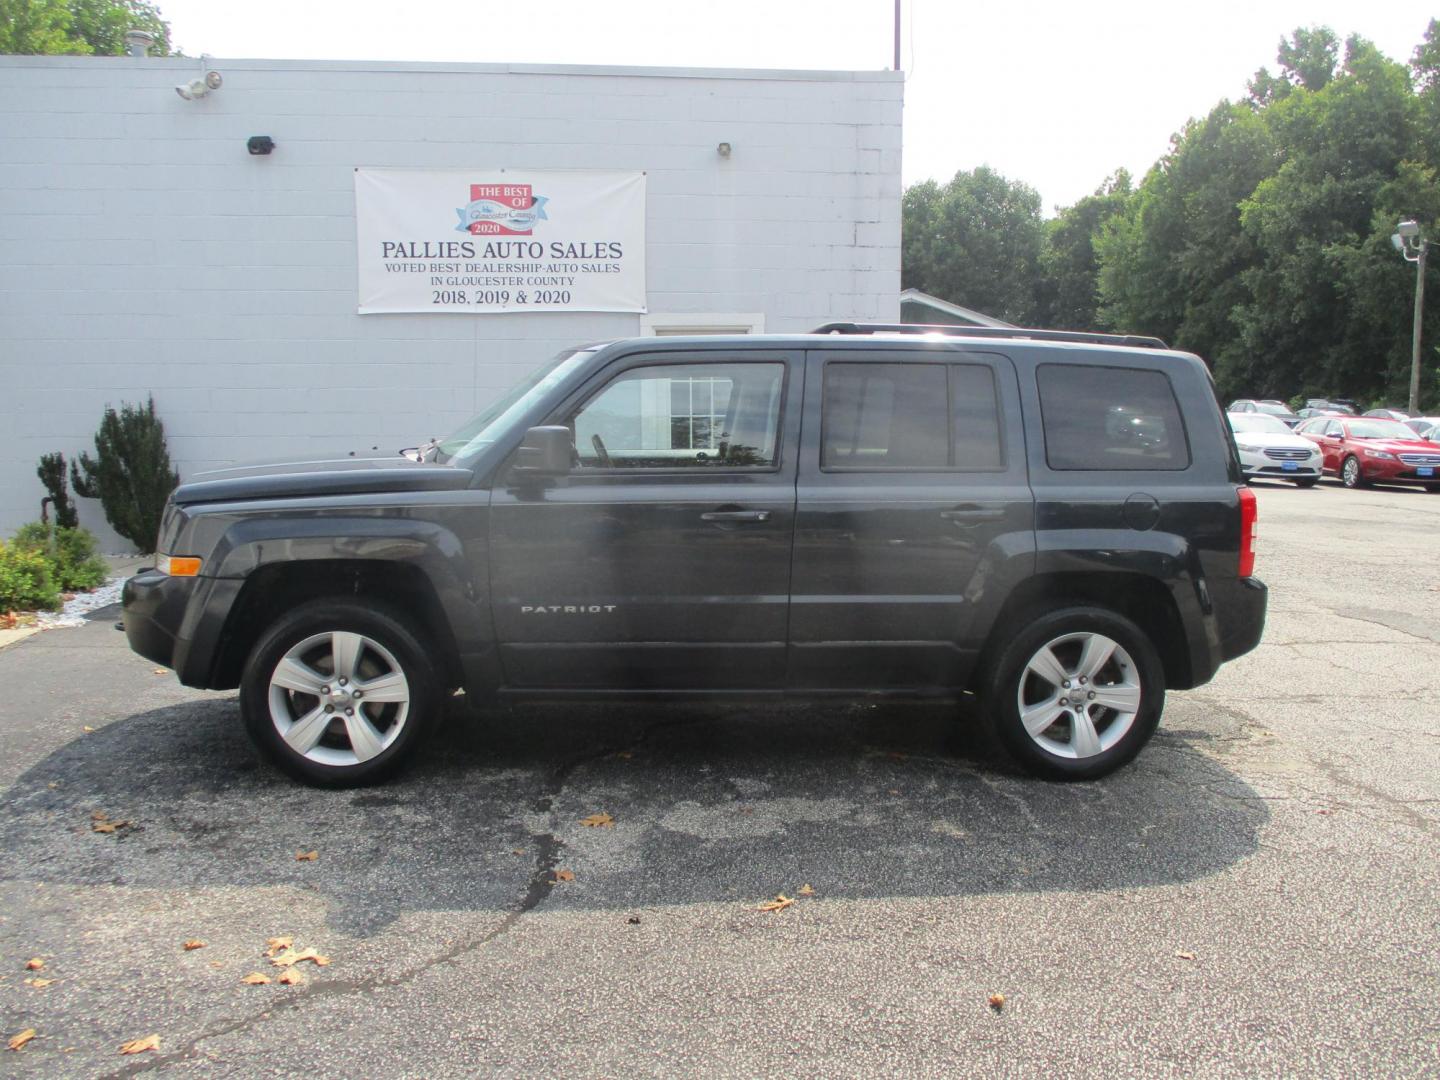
[1037, 363, 1190, 471]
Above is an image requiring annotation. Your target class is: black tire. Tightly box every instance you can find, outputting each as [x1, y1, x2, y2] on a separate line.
[1427, 484, 1440, 494]
[1293, 478, 1318, 489]
[981, 606, 1165, 781]
[1341, 455, 1366, 488]
[239, 598, 441, 787]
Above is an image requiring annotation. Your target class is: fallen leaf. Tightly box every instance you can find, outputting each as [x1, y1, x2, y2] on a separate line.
[92, 820, 130, 834]
[119, 1034, 160, 1055]
[277, 969, 304, 986]
[1175, 950, 1196, 961]
[90, 810, 108, 821]
[988, 993, 1006, 1010]
[182, 940, 205, 951]
[553, 869, 575, 884]
[46, 782, 58, 790]
[241, 972, 271, 985]
[82, 726, 95, 733]
[511, 849, 525, 856]
[8, 1029, 36, 1052]
[1314, 808, 1334, 816]
[758, 894, 795, 913]
[264, 936, 293, 957]
[24, 958, 44, 971]
[295, 850, 318, 862]
[797, 884, 815, 896]
[580, 812, 614, 828]
[152, 668, 167, 675]
[25, 978, 54, 988]
[270, 947, 329, 968]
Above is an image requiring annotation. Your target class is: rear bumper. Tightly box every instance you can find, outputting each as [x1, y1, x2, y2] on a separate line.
[1218, 577, 1267, 663]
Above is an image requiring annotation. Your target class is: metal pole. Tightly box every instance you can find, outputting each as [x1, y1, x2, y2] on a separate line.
[1411, 242, 1427, 415]
[894, 0, 901, 71]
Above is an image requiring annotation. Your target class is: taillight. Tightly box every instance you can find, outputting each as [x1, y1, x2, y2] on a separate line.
[1237, 486, 1257, 577]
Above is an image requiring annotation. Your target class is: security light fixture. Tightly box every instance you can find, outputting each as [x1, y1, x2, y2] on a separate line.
[176, 62, 222, 100]
[247, 136, 276, 156]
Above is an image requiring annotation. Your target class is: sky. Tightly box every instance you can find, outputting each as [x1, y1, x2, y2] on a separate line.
[156, 0, 1432, 213]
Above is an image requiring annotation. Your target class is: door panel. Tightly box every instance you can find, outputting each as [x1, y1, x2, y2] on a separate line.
[488, 352, 802, 690]
[788, 349, 1032, 690]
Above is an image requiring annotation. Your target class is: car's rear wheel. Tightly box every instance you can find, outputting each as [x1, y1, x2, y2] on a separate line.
[982, 607, 1164, 781]
[240, 599, 440, 787]
[1341, 455, 1366, 488]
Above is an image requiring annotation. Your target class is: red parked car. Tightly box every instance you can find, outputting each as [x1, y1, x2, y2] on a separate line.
[1294, 416, 1440, 491]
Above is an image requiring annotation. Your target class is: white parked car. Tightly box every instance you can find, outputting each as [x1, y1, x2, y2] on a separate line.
[1228, 412, 1323, 487]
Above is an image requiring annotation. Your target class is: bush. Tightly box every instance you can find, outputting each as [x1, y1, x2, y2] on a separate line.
[11, 522, 109, 592]
[70, 396, 179, 555]
[0, 543, 61, 615]
[37, 452, 78, 529]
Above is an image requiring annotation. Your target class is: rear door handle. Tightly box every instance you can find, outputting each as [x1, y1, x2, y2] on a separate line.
[940, 507, 1005, 522]
[701, 510, 771, 523]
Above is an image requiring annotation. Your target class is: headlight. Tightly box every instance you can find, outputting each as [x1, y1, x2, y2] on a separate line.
[1362, 449, 1395, 460]
[1235, 441, 1259, 452]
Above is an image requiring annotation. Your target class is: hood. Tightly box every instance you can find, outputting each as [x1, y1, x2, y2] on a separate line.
[172, 454, 473, 506]
[1233, 431, 1315, 450]
[1359, 438, 1440, 455]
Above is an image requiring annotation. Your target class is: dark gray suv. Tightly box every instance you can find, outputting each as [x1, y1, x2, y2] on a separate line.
[123, 324, 1267, 786]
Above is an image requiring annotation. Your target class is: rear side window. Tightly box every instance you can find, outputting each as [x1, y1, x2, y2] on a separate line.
[822, 362, 1003, 470]
[1037, 363, 1190, 471]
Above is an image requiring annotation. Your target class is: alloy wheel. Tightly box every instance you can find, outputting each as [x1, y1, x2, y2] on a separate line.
[267, 631, 411, 766]
[1015, 631, 1141, 760]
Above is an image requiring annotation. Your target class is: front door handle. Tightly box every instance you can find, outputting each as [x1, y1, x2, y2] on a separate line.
[701, 510, 771, 523]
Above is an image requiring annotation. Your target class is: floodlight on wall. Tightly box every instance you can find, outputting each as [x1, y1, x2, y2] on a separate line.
[717, 142, 732, 158]
[176, 60, 223, 100]
[247, 136, 275, 155]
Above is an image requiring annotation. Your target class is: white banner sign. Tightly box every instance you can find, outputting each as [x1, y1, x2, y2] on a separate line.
[355, 169, 646, 315]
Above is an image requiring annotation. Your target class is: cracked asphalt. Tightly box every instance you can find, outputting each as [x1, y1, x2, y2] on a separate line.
[2, 480, 1438, 1077]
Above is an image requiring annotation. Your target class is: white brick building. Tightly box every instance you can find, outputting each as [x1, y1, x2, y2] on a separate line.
[0, 55, 903, 544]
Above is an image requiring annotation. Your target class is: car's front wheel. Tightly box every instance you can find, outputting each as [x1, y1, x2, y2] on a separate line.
[982, 607, 1164, 781]
[1293, 477, 1318, 488]
[239, 599, 441, 787]
[1341, 455, 1366, 488]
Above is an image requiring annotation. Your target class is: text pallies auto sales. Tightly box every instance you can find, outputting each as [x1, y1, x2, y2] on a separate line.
[380, 241, 624, 260]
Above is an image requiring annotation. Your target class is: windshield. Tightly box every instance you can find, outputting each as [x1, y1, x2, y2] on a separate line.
[1346, 419, 1416, 440]
[1229, 414, 1290, 435]
[434, 349, 594, 464]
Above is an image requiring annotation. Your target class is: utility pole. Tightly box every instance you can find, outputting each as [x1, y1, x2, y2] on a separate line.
[1394, 220, 1430, 415]
[894, 0, 901, 72]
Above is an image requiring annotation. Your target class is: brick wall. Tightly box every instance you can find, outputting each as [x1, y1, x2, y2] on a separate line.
[0, 57, 902, 545]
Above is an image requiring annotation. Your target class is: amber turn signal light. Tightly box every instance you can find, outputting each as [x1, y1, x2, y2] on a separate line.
[156, 554, 202, 577]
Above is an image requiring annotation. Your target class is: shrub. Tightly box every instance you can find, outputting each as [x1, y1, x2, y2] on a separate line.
[37, 452, 78, 529]
[70, 396, 179, 555]
[0, 543, 61, 615]
[11, 522, 109, 592]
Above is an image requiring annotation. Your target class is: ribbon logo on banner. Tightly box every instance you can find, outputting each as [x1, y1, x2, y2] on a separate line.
[455, 183, 550, 235]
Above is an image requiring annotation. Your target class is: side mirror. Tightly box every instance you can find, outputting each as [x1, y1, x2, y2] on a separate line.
[512, 426, 572, 477]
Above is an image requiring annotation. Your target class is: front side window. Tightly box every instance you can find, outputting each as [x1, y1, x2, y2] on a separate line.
[571, 362, 784, 469]
[1038, 364, 1190, 471]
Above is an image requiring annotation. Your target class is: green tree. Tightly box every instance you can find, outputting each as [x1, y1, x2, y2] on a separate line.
[0, 0, 87, 53]
[1036, 170, 1133, 330]
[70, 397, 179, 554]
[0, 0, 172, 55]
[902, 166, 1046, 324]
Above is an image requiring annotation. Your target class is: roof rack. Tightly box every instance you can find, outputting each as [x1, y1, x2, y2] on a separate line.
[811, 322, 1170, 350]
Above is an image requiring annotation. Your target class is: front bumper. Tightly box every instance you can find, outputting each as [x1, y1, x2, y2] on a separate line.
[1237, 448, 1320, 480]
[1356, 457, 1440, 484]
[121, 569, 200, 670]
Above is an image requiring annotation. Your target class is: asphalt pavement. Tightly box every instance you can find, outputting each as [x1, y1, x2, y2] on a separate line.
[1, 480, 1437, 1077]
